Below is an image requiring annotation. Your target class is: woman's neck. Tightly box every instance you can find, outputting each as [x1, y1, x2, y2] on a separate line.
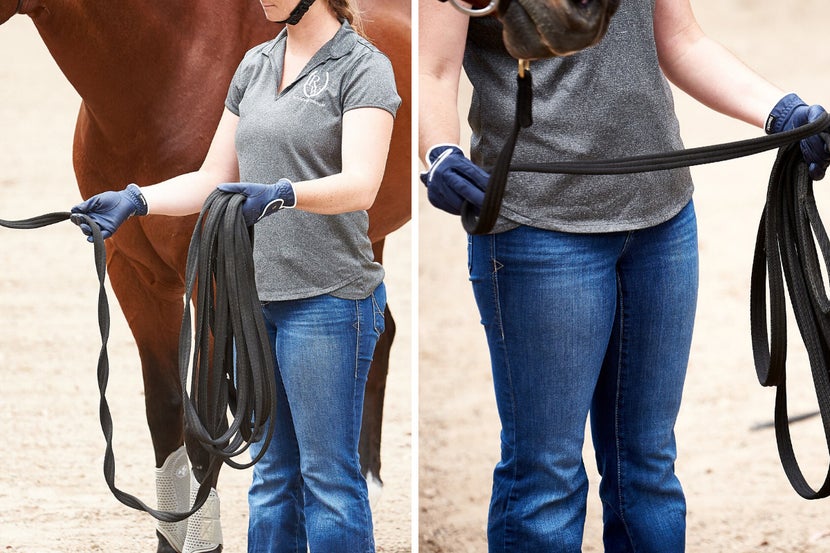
[285, 2, 342, 58]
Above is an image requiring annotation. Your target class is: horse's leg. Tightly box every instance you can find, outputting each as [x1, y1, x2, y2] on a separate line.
[362, 305, 395, 506]
[360, 239, 395, 506]
[106, 243, 191, 553]
[182, 382, 224, 553]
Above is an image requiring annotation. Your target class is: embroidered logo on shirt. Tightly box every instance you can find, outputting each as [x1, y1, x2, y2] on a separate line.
[303, 70, 330, 98]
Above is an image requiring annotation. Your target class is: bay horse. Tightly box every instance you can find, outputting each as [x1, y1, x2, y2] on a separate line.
[0, 1, 410, 552]
[443, 0, 619, 59]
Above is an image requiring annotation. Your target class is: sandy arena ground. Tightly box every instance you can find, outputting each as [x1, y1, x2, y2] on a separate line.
[419, 1, 830, 552]
[0, 15, 412, 553]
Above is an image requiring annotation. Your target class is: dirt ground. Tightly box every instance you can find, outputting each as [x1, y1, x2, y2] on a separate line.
[419, 1, 830, 552]
[0, 15, 411, 553]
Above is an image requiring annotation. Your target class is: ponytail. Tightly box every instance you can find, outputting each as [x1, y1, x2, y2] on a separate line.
[328, 0, 365, 37]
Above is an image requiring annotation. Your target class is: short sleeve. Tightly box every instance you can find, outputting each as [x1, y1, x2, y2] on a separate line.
[225, 45, 265, 116]
[341, 47, 401, 117]
[225, 64, 245, 116]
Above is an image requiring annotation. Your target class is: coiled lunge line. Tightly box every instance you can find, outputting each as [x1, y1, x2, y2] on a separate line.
[750, 143, 830, 499]
[178, 189, 277, 473]
[0, 189, 277, 520]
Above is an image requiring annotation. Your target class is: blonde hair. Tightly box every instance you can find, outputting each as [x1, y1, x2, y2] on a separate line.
[329, 0, 365, 37]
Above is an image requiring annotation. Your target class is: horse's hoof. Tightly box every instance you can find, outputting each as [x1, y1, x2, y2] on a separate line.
[156, 531, 181, 553]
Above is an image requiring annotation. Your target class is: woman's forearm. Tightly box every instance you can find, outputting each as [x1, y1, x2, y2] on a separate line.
[654, 0, 784, 129]
[140, 170, 224, 216]
[661, 33, 783, 128]
[418, 0, 469, 161]
[293, 107, 394, 214]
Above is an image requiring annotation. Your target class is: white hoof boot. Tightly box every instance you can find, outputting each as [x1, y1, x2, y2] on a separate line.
[183, 472, 223, 553]
[156, 446, 191, 552]
[366, 470, 383, 509]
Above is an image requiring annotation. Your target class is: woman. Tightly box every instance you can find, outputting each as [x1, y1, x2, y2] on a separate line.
[72, 1, 400, 551]
[419, 0, 829, 551]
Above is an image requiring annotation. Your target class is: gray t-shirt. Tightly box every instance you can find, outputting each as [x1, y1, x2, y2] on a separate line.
[225, 21, 401, 300]
[464, 0, 694, 233]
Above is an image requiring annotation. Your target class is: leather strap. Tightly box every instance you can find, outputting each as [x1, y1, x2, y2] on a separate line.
[462, 70, 830, 235]
[461, 69, 533, 234]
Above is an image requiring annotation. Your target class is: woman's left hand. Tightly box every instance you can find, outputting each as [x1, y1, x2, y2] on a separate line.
[767, 94, 830, 181]
[217, 179, 296, 226]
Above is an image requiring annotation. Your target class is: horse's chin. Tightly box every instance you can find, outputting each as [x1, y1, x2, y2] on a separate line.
[500, 0, 613, 60]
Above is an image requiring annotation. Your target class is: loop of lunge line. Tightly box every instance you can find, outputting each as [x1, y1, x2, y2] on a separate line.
[751, 143, 830, 499]
[0, 189, 276, 520]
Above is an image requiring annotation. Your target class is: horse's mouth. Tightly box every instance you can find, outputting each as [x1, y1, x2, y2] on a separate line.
[500, 0, 614, 60]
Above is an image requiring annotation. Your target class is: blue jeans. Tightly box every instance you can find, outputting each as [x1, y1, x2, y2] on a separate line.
[469, 202, 698, 553]
[247, 284, 386, 553]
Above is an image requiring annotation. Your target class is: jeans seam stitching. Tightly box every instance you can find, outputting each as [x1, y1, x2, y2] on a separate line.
[354, 299, 361, 379]
[615, 271, 636, 549]
[490, 234, 518, 551]
[353, 338, 374, 553]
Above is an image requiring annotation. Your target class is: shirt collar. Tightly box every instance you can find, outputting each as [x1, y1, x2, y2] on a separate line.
[262, 19, 357, 63]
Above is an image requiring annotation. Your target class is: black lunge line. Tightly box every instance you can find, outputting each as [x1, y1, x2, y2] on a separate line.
[0, 190, 277, 520]
[461, 68, 830, 236]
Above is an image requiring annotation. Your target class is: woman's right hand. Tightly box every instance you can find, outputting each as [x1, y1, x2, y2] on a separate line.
[420, 144, 490, 216]
[70, 183, 148, 242]
[217, 179, 296, 226]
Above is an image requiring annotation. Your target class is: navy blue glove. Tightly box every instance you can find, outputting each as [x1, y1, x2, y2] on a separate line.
[420, 144, 490, 215]
[70, 183, 148, 242]
[766, 93, 830, 181]
[217, 179, 296, 226]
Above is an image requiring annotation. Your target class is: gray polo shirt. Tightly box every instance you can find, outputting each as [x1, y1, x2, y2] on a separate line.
[225, 21, 400, 301]
[464, 0, 693, 233]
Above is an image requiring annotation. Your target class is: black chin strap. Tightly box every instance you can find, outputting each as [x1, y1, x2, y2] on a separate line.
[277, 0, 317, 25]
